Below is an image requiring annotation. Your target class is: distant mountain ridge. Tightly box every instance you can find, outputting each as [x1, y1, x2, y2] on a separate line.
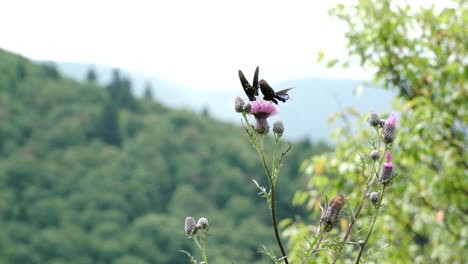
[56, 62, 396, 141]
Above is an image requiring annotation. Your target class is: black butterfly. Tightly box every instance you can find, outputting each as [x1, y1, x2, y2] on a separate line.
[238, 66, 259, 101]
[259, 79, 294, 104]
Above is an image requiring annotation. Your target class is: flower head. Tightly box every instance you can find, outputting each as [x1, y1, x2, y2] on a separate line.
[250, 100, 277, 135]
[379, 151, 395, 185]
[273, 120, 284, 137]
[250, 99, 278, 119]
[197, 217, 209, 230]
[243, 102, 252, 113]
[370, 192, 380, 206]
[370, 149, 379, 161]
[234, 97, 245, 113]
[185, 216, 197, 236]
[320, 194, 346, 232]
[367, 112, 382, 127]
[382, 112, 398, 143]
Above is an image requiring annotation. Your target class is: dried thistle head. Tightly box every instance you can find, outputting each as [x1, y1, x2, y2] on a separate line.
[320, 194, 346, 232]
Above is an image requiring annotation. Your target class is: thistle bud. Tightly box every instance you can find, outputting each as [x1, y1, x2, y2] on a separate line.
[273, 120, 284, 137]
[367, 112, 381, 127]
[197, 217, 209, 230]
[370, 150, 379, 161]
[382, 113, 398, 144]
[185, 216, 197, 236]
[320, 194, 346, 232]
[234, 97, 245, 113]
[380, 119, 386, 127]
[379, 152, 395, 186]
[370, 192, 380, 206]
[243, 102, 251, 113]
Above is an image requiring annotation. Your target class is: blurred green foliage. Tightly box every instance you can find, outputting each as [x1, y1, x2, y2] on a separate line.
[0, 48, 329, 263]
[285, 0, 467, 263]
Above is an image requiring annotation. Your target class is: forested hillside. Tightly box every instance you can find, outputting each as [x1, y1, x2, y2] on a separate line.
[0, 49, 329, 263]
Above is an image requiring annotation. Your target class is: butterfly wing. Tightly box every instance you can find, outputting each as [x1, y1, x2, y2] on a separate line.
[238, 70, 257, 101]
[259, 79, 279, 104]
[275, 87, 294, 101]
[252, 66, 259, 96]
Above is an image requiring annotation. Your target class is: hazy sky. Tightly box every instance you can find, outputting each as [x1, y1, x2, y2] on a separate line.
[0, 0, 448, 91]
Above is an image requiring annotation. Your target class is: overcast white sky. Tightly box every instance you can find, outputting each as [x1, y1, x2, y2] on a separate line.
[0, 0, 449, 91]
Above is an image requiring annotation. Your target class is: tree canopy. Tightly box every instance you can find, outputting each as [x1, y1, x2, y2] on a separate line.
[0, 48, 329, 263]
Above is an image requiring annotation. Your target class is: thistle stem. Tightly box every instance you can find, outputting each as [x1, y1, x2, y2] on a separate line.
[355, 185, 386, 263]
[333, 137, 388, 263]
[193, 234, 209, 264]
[258, 147, 289, 264]
[310, 230, 325, 255]
[242, 114, 288, 263]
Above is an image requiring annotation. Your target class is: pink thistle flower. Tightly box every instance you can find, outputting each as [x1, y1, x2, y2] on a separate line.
[382, 112, 398, 143]
[250, 99, 278, 119]
[250, 100, 278, 135]
[379, 151, 395, 185]
[385, 113, 398, 128]
[383, 151, 394, 169]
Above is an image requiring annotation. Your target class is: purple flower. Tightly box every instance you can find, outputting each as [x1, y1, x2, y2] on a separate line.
[382, 112, 398, 143]
[385, 113, 398, 128]
[250, 100, 278, 135]
[250, 99, 278, 119]
[379, 151, 395, 185]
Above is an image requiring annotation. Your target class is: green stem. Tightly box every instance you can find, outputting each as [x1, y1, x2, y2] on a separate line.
[258, 146, 288, 263]
[355, 185, 386, 263]
[310, 230, 325, 255]
[193, 234, 208, 264]
[243, 114, 288, 263]
[333, 138, 388, 263]
[272, 135, 279, 181]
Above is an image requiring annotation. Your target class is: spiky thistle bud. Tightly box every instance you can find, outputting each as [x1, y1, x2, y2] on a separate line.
[382, 113, 398, 144]
[273, 120, 284, 137]
[185, 216, 197, 236]
[197, 217, 209, 230]
[234, 97, 245, 113]
[370, 150, 380, 161]
[320, 194, 346, 232]
[367, 112, 382, 127]
[243, 102, 251, 113]
[379, 151, 395, 186]
[380, 119, 386, 127]
[370, 192, 380, 206]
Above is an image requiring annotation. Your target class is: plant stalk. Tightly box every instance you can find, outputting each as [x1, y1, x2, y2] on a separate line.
[258, 147, 289, 264]
[355, 185, 386, 263]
